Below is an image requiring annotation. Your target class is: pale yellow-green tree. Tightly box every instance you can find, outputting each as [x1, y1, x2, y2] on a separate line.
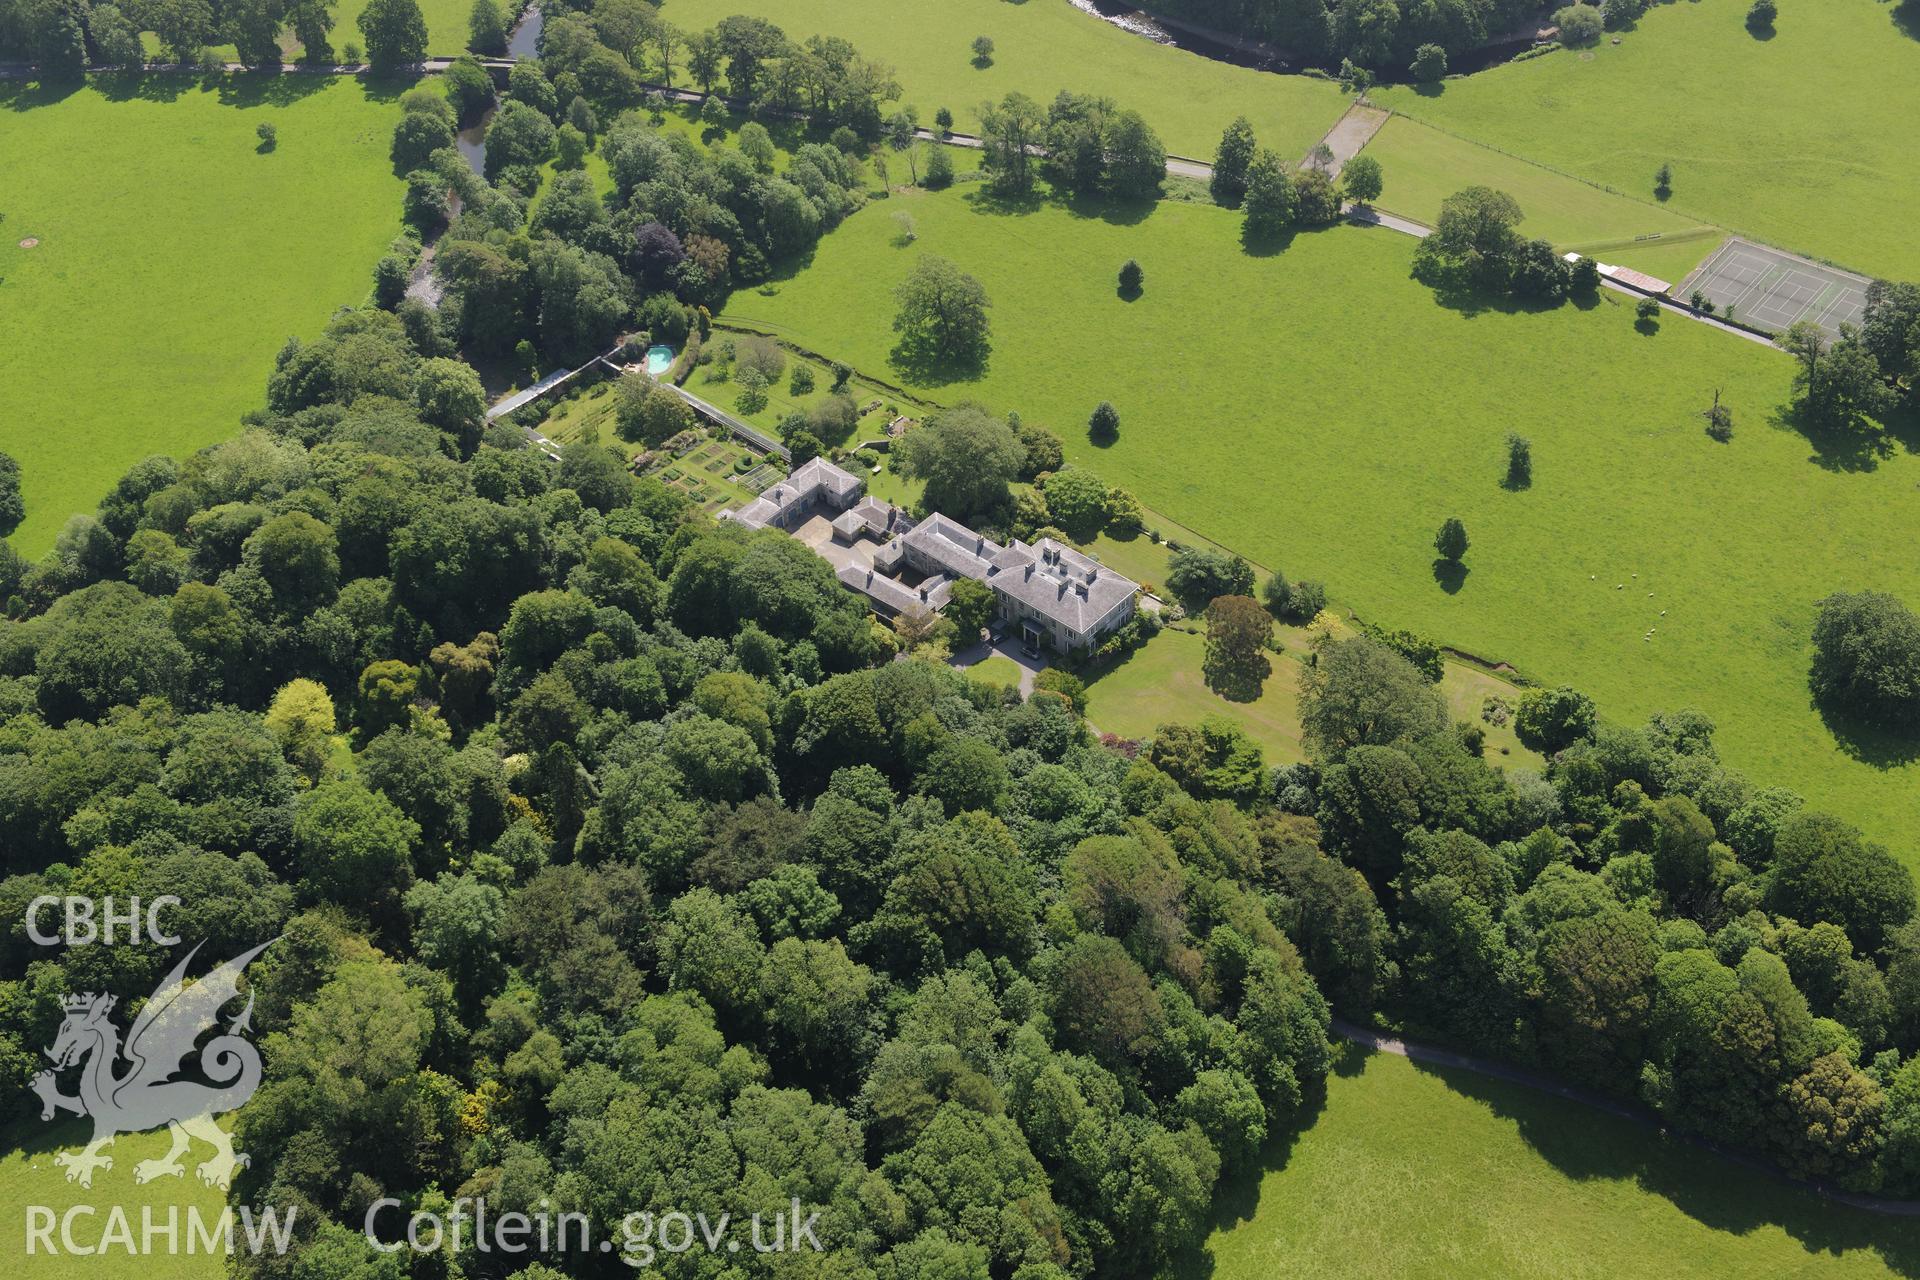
[265, 678, 337, 786]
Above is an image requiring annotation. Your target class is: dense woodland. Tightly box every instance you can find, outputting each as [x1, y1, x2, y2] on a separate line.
[1125, 0, 1553, 69]
[4, 252, 1920, 1280]
[7, 287, 1920, 1280]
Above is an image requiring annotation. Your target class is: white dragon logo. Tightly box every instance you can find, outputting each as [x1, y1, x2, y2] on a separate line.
[31, 939, 274, 1190]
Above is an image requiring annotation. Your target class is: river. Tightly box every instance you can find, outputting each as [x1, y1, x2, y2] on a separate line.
[455, 4, 544, 176]
[506, 3, 543, 59]
[1064, 0, 1296, 70]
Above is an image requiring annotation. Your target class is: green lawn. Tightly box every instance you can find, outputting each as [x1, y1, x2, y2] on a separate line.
[722, 183, 1920, 860]
[5, 1120, 230, 1279]
[860, 455, 920, 510]
[1444, 659, 1538, 770]
[0, 74, 405, 558]
[1373, 0, 1920, 280]
[961, 653, 1025, 691]
[1083, 619, 1540, 771]
[1198, 1045, 1920, 1279]
[1360, 115, 1724, 282]
[684, 345, 904, 446]
[657, 0, 1352, 163]
[1084, 627, 1310, 763]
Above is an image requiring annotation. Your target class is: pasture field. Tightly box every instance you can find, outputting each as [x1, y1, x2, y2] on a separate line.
[723, 183, 1920, 858]
[133, 0, 478, 63]
[657, 0, 1351, 164]
[1359, 115, 1723, 282]
[1199, 1046, 1920, 1279]
[3, 1120, 229, 1280]
[334, 0, 482, 58]
[0, 75, 404, 557]
[1373, 0, 1920, 280]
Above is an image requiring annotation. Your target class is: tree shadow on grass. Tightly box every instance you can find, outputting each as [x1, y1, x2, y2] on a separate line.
[1893, 0, 1920, 41]
[4, 1114, 81, 1161]
[958, 180, 1161, 229]
[212, 68, 335, 109]
[1239, 224, 1297, 259]
[1060, 189, 1156, 228]
[0, 76, 85, 111]
[756, 243, 820, 289]
[1403, 1056, 1920, 1277]
[961, 184, 1048, 219]
[1414, 263, 1571, 321]
[1767, 401, 1895, 474]
[1813, 697, 1920, 769]
[1432, 558, 1468, 594]
[352, 68, 424, 105]
[889, 334, 989, 388]
[1204, 661, 1269, 705]
[1163, 1045, 1340, 1280]
[91, 71, 191, 105]
[1882, 398, 1920, 457]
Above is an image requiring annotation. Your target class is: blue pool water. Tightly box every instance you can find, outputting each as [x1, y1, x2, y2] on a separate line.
[646, 345, 674, 377]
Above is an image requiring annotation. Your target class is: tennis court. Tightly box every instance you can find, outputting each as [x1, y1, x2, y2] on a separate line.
[1677, 237, 1870, 339]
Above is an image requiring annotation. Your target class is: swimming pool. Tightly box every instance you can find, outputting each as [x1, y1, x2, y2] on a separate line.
[645, 345, 674, 377]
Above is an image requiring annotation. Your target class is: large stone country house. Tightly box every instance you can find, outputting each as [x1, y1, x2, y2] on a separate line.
[722, 457, 1138, 654]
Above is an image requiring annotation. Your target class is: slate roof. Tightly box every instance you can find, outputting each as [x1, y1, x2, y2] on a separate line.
[835, 496, 910, 541]
[721, 459, 1137, 638]
[723, 457, 866, 530]
[985, 537, 1137, 634]
[836, 564, 952, 613]
[901, 513, 1004, 580]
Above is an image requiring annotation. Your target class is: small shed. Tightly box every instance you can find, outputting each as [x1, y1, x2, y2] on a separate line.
[1598, 263, 1673, 296]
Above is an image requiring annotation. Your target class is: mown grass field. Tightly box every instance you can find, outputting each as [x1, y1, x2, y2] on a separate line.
[1359, 115, 1724, 282]
[724, 183, 1920, 859]
[1373, 0, 1920, 280]
[0, 75, 405, 558]
[1198, 1046, 1920, 1279]
[334, 0, 484, 58]
[1080, 614, 1539, 768]
[4, 1120, 229, 1280]
[134, 0, 481, 63]
[658, 0, 1351, 163]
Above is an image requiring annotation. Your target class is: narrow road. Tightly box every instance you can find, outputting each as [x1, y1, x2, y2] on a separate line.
[1345, 204, 1430, 238]
[0, 56, 513, 77]
[2, 59, 1782, 353]
[1334, 1017, 1920, 1217]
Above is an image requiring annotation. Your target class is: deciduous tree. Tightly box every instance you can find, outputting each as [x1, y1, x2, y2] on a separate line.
[358, 0, 426, 67]
[892, 255, 992, 373]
